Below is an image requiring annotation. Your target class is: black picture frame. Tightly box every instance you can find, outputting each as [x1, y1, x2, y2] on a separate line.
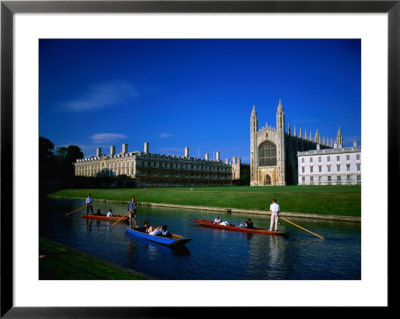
[1, 0, 396, 317]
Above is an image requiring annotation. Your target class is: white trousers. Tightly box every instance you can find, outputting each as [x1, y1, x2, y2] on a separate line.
[269, 211, 279, 231]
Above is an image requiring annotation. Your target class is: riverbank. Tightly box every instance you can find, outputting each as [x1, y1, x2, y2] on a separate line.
[39, 237, 155, 280]
[49, 185, 361, 217]
[49, 190, 361, 222]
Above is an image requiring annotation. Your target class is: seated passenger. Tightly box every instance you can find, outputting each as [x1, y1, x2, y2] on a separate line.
[106, 209, 113, 217]
[214, 216, 222, 224]
[95, 209, 103, 216]
[160, 225, 171, 237]
[219, 221, 230, 226]
[149, 226, 162, 236]
[239, 222, 247, 228]
[139, 221, 150, 232]
[146, 225, 156, 234]
[245, 218, 254, 229]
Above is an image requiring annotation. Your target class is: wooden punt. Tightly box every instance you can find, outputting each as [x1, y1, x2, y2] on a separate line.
[81, 214, 128, 222]
[126, 227, 192, 247]
[191, 218, 287, 236]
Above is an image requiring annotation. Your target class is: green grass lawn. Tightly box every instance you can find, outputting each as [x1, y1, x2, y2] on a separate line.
[50, 185, 361, 217]
[39, 238, 153, 280]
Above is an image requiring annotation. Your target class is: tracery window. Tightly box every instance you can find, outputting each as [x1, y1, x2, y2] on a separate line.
[258, 141, 277, 166]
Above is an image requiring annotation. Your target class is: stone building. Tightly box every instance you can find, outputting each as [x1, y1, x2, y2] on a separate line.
[297, 141, 361, 185]
[74, 143, 235, 187]
[250, 100, 341, 186]
[231, 156, 250, 184]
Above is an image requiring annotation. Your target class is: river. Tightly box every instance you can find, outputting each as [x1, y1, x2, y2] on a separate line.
[39, 199, 361, 280]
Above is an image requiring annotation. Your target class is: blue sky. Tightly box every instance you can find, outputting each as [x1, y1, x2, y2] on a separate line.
[39, 39, 361, 163]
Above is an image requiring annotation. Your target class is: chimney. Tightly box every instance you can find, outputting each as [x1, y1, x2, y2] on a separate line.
[205, 153, 209, 160]
[110, 146, 116, 157]
[353, 140, 358, 148]
[185, 147, 189, 158]
[238, 157, 241, 164]
[96, 148, 102, 157]
[232, 156, 237, 165]
[225, 158, 229, 164]
[144, 142, 149, 154]
[316, 143, 320, 150]
[122, 144, 128, 154]
[216, 152, 220, 161]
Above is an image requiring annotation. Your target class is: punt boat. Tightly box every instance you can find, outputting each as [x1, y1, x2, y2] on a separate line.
[81, 214, 128, 222]
[126, 227, 192, 247]
[191, 218, 287, 236]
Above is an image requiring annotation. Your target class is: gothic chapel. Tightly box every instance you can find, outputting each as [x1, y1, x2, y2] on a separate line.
[250, 100, 342, 186]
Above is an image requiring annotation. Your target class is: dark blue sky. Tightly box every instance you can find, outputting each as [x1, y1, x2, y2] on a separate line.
[39, 39, 361, 163]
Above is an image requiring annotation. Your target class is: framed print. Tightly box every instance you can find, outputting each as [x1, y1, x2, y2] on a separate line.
[1, 0, 396, 317]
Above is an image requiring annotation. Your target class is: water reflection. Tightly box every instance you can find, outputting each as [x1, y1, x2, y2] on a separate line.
[269, 235, 279, 265]
[246, 233, 253, 240]
[40, 199, 361, 280]
[126, 239, 137, 259]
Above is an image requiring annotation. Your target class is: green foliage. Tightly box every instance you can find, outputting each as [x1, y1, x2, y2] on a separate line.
[39, 136, 84, 179]
[39, 136, 58, 179]
[39, 238, 151, 280]
[56, 145, 84, 177]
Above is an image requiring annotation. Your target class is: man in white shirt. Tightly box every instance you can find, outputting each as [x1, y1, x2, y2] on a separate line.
[86, 194, 94, 215]
[269, 199, 280, 231]
[106, 209, 113, 217]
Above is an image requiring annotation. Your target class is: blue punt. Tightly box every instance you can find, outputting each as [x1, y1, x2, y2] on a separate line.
[126, 228, 192, 247]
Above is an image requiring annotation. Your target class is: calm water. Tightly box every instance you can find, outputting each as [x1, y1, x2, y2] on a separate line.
[40, 199, 361, 280]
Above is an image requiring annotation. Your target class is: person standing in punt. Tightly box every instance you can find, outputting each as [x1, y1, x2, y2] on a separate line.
[268, 199, 280, 232]
[86, 194, 94, 215]
[127, 196, 137, 228]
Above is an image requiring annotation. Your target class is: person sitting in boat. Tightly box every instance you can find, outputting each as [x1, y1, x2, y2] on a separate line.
[95, 209, 103, 216]
[106, 209, 113, 217]
[246, 218, 254, 229]
[214, 216, 222, 224]
[138, 221, 150, 233]
[160, 225, 171, 237]
[219, 220, 230, 226]
[239, 221, 247, 228]
[146, 225, 155, 234]
[149, 225, 162, 236]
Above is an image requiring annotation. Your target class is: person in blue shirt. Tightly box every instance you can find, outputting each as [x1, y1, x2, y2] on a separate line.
[239, 221, 247, 228]
[127, 196, 137, 228]
[238, 218, 254, 229]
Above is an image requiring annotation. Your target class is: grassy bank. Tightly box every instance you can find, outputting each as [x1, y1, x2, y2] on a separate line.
[50, 185, 361, 217]
[39, 238, 154, 280]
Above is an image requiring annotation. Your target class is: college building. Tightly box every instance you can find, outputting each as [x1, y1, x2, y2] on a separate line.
[250, 100, 338, 186]
[297, 141, 361, 185]
[74, 142, 240, 187]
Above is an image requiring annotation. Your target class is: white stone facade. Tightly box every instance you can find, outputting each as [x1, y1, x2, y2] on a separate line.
[74, 143, 235, 187]
[297, 145, 361, 185]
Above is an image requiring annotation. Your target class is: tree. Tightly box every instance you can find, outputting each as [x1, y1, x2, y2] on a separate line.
[56, 145, 84, 177]
[39, 136, 57, 179]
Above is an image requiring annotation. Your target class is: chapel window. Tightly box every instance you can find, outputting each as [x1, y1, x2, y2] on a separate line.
[258, 141, 277, 166]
